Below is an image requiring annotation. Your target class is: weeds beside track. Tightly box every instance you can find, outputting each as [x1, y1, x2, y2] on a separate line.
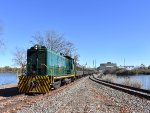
[89, 74, 150, 100]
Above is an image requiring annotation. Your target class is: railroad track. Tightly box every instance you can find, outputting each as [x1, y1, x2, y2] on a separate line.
[0, 77, 85, 113]
[89, 74, 150, 100]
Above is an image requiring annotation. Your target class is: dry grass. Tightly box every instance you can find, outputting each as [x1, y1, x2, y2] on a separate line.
[101, 74, 142, 89]
[121, 78, 142, 88]
[101, 74, 117, 83]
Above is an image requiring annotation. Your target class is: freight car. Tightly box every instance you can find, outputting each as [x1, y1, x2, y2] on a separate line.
[18, 44, 94, 93]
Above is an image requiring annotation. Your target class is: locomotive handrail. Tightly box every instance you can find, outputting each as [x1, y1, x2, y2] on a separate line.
[41, 64, 53, 84]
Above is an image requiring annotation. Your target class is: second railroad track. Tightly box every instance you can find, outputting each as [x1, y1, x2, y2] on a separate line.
[89, 74, 150, 100]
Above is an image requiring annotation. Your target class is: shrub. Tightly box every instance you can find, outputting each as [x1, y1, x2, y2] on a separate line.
[101, 74, 117, 83]
[101, 75, 142, 89]
[121, 78, 142, 88]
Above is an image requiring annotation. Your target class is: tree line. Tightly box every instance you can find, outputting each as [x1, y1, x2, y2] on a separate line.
[103, 67, 150, 75]
[0, 66, 21, 73]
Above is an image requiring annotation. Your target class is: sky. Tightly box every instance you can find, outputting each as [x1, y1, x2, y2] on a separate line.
[0, 0, 150, 67]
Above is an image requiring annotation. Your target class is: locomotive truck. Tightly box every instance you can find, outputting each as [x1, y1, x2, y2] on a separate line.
[18, 44, 94, 93]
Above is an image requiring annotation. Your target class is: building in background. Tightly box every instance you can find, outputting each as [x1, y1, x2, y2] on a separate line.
[118, 65, 134, 70]
[98, 62, 117, 72]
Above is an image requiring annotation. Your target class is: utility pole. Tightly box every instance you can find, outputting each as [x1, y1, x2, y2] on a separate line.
[95, 59, 96, 68]
[93, 60, 94, 68]
[124, 58, 125, 68]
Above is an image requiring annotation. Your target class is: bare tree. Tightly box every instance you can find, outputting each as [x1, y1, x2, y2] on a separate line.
[12, 48, 27, 74]
[31, 30, 78, 57]
[63, 41, 75, 56]
[74, 53, 80, 62]
[45, 31, 66, 53]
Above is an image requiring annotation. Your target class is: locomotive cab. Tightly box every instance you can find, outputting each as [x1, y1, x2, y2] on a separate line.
[27, 45, 47, 76]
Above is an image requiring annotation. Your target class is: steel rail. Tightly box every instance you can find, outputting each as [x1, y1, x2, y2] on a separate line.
[89, 75, 150, 100]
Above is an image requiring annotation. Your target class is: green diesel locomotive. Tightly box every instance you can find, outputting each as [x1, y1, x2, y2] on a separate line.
[18, 44, 75, 93]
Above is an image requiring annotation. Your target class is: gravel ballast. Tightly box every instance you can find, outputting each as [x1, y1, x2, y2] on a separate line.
[17, 75, 150, 113]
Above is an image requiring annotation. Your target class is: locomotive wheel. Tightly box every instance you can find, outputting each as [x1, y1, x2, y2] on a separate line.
[51, 80, 61, 89]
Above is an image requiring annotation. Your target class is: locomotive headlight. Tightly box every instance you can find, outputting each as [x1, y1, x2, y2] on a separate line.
[34, 45, 38, 50]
